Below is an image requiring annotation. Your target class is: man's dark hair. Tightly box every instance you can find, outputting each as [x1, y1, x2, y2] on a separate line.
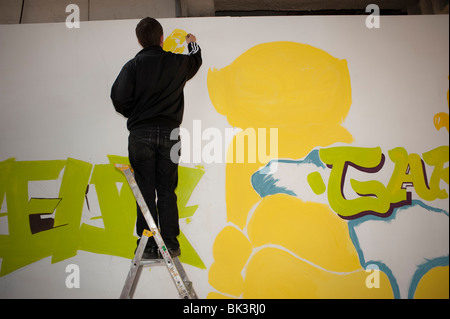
[136, 17, 163, 48]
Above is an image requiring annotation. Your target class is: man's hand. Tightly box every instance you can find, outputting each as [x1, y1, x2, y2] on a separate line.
[185, 33, 197, 44]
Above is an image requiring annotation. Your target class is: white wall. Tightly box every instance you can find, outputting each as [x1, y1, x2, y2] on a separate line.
[0, 15, 448, 299]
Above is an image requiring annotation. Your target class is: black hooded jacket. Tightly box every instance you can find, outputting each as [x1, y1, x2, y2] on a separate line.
[111, 42, 202, 131]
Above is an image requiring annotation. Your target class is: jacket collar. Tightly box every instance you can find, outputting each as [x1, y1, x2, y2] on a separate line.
[136, 45, 163, 57]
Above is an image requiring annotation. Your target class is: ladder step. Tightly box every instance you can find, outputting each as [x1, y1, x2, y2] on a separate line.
[139, 259, 165, 267]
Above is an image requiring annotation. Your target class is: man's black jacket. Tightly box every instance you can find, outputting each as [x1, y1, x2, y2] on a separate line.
[111, 42, 202, 131]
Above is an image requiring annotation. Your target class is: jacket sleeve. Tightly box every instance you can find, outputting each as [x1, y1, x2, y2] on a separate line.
[185, 42, 202, 81]
[110, 61, 135, 118]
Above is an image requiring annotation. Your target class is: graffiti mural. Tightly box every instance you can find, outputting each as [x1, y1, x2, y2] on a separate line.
[0, 29, 207, 280]
[0, 16, 448, 298]
[0, 156, 205, 276]
[207, 41, 449, 299]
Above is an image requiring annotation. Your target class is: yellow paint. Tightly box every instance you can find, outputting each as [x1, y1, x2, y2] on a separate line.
[206, 292, 236, 299]
[243, 248, 394, 299]
[413, 266, 449, 299]
[208, 42, 352, 132]
[208, 41, 353, 229]
[208, 226, 252, 297]
[206, 42, 378, 299]
[247, 194, 361, 272]
[433, 76, 449, 132]
[163, 29, 188, 54]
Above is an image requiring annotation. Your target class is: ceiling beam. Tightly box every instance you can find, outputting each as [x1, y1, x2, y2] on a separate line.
[180, 0, 215, 17]
[214, 0, 421, 12]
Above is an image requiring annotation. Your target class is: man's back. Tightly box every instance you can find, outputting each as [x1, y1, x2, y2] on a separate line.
[111, 41, 202, 130]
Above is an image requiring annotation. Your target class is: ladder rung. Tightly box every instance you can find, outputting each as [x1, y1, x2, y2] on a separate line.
[139, 259, 165, 267]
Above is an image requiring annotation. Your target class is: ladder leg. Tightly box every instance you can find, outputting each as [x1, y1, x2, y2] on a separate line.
[173, 257, 198, 299]
[128, 265, 143, 299]
[120, 232, 149, 299]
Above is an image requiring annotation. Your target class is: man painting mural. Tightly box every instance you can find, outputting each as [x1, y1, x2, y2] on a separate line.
[111, 17, 202, 259]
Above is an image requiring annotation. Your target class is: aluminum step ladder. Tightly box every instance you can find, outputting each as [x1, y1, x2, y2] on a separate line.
[115, 164, 197, 299]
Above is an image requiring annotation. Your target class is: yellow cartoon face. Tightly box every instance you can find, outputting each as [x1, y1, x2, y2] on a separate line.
[163, 29, 188, 54]
[208, 41, 352, 134]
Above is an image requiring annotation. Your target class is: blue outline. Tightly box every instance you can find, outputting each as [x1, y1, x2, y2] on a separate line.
[250, 149, 449, 299]
[348, 200, 449, 299]
[251, 149, 325, 198]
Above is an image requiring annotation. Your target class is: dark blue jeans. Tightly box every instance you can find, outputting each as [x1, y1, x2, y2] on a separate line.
[128, 127, 180, 249]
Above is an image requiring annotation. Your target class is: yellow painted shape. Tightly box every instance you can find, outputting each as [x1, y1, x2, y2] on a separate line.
[207, 41, 353, 228]
[208, 226, 253, 297]
[206, 292, 235, 299]
[247, 193, 361, 272]
[224, 162, 263, 228]
[207, 41, 352, 133]
[414, 266, 449, 299]
[243, 248, 393, 299]
[163, 29, 187, 54]
[208, 262, 245, 297]
[207, 42, 360, 298]
[433, 76, 449, 132]
[434, 112, 449, 132]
